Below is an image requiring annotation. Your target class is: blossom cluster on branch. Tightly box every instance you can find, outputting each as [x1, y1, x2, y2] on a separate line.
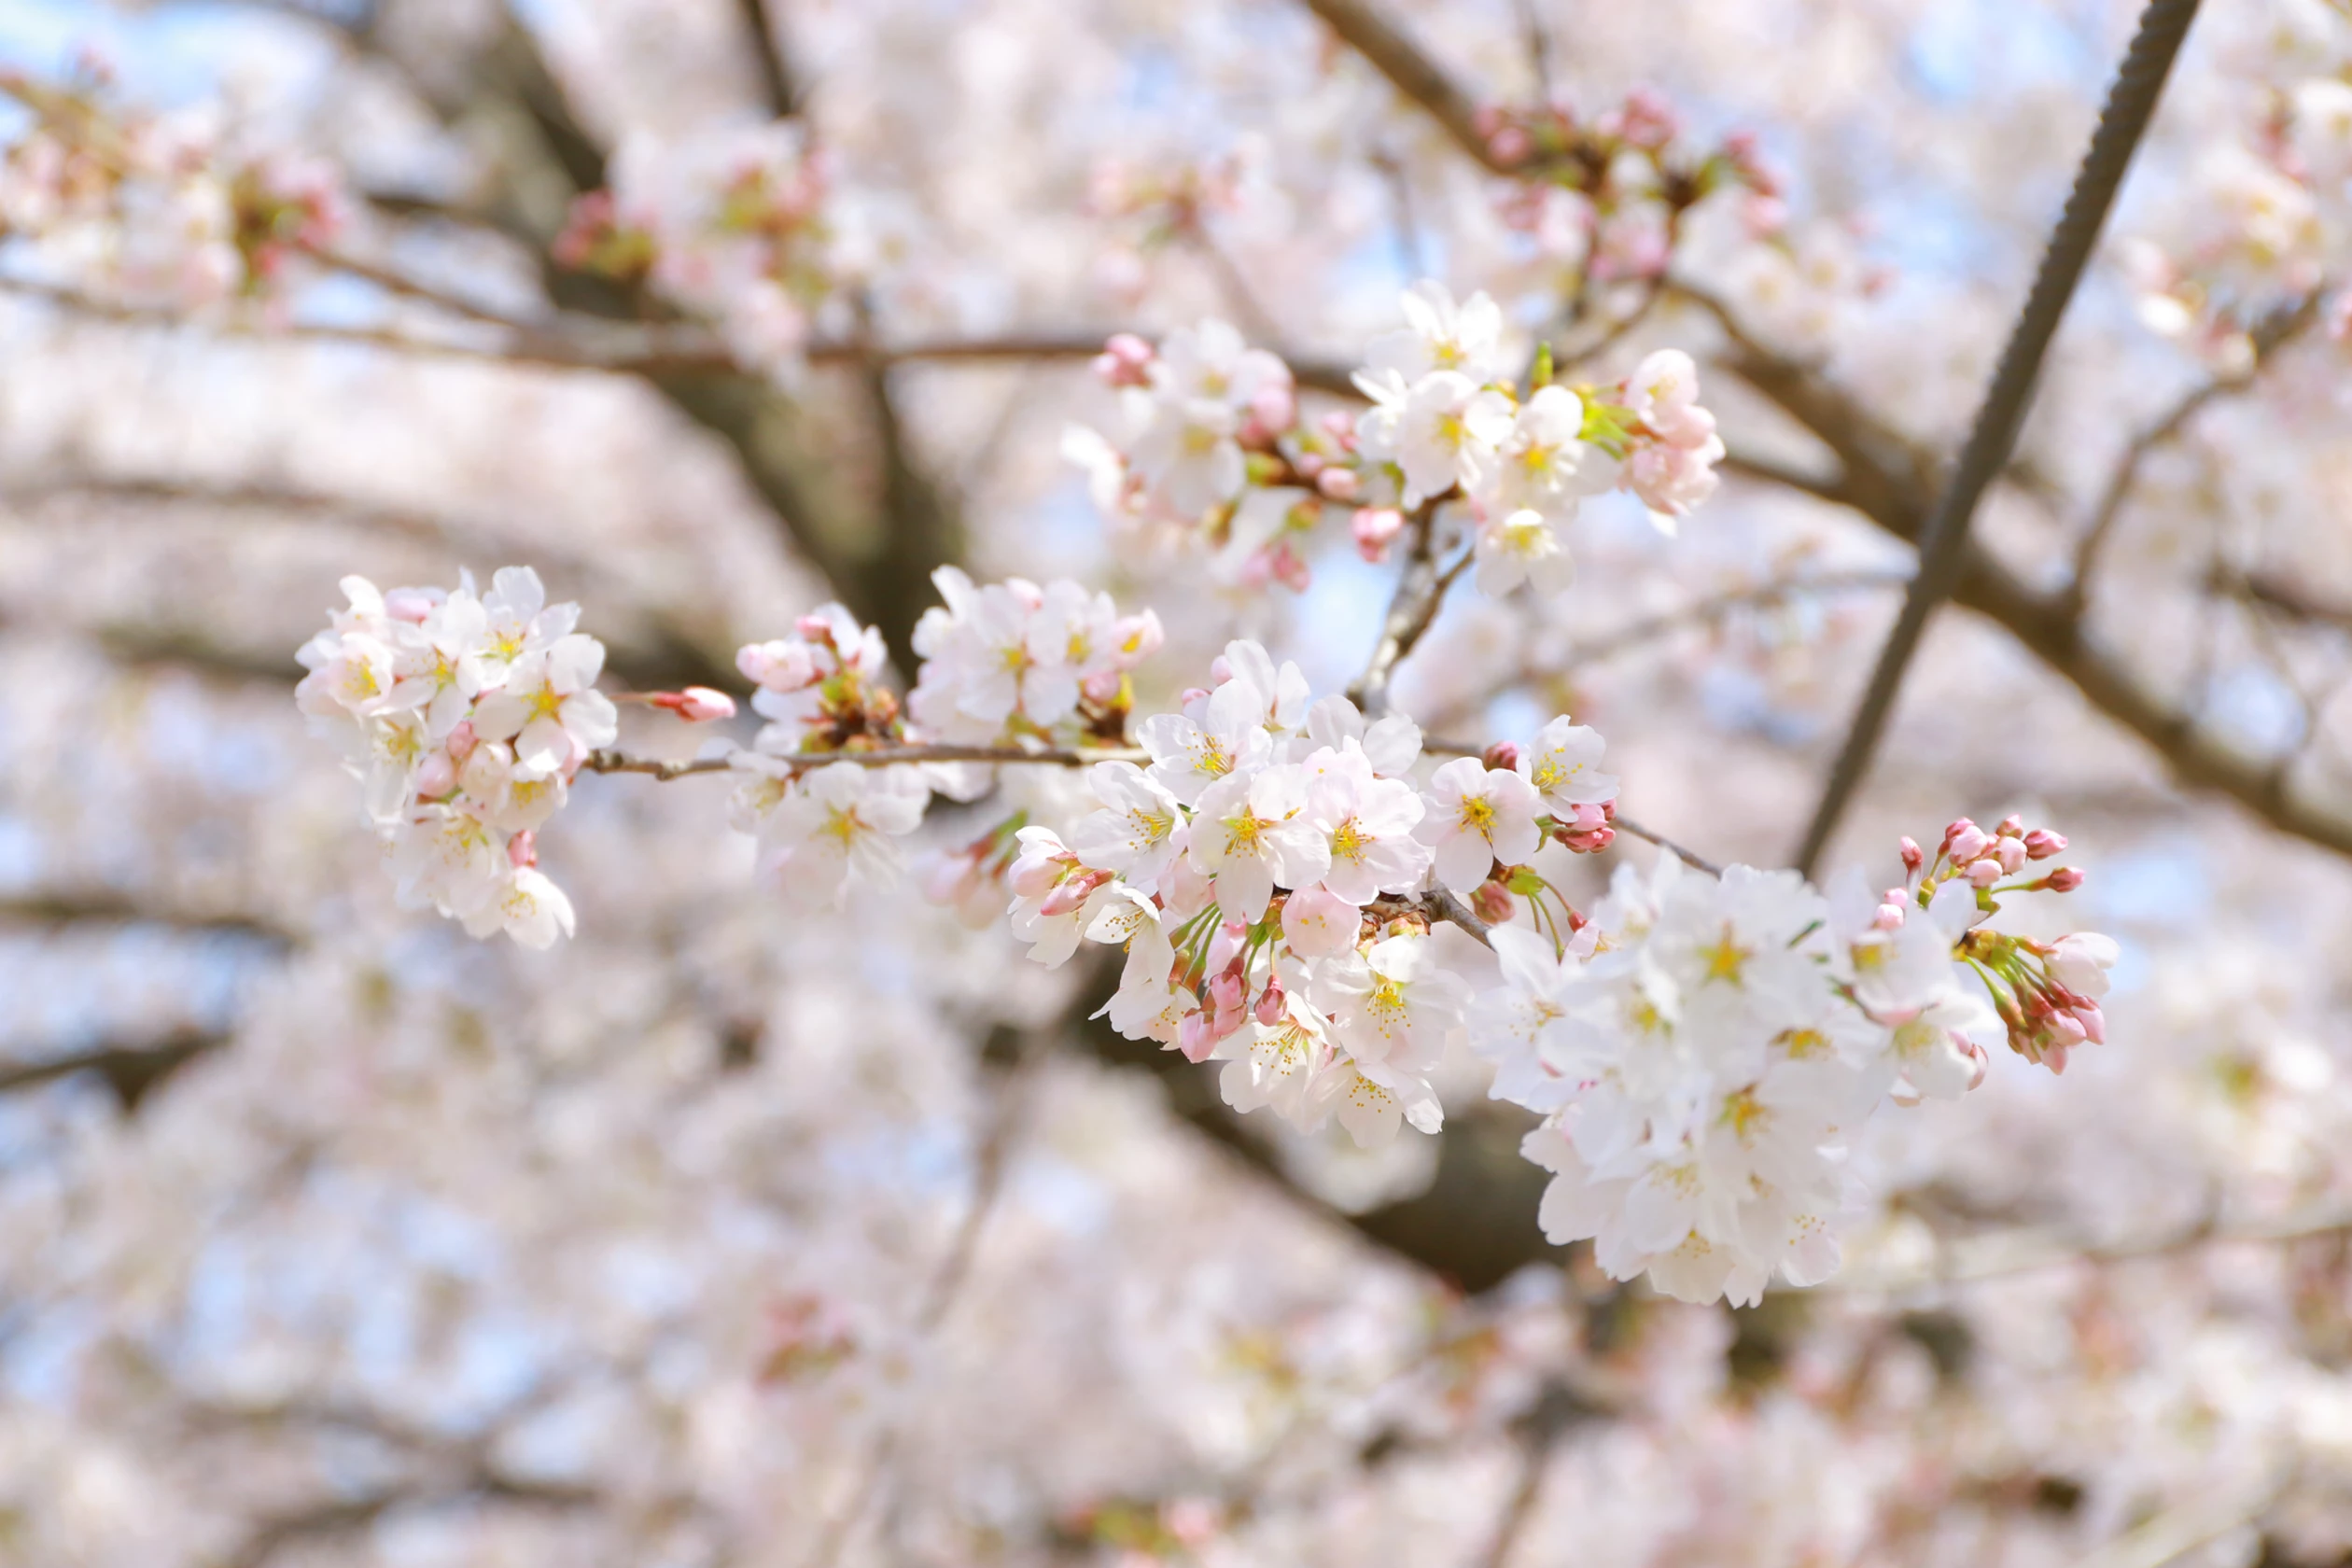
[0, 66, 346, 310]
[296, 567, 621, 947]
[1066, 280, 1727, 594]
[553, 120, 842, 376]
[291, 544, 2113, 1307]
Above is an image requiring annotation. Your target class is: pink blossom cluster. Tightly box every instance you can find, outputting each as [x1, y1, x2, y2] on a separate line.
[0, 68, 346, 309]
[554, 120, 837, 375]
[1071, 280, 1726, 595]
[295, 568, 618, 946]
[1903, 815, 2113, 1074]
[1479, 87, 1783, 280]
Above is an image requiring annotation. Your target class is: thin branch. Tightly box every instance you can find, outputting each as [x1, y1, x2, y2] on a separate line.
[1794, 0, 2205, 876]
[581, 743, 1146, 780]
[2070, 293, 2322, 603]
[735, 0, 802, 117]
[1300, 0, 1506, 174]
[0, 1031, 228, 1110]
[1826, 1196, 2352, 1295]
[1609, 815, 1724, 877]
[1548, 568, 1913, 673]
[1349, 504, 1465, 716]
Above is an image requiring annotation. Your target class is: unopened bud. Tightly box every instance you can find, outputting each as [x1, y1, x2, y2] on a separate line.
[1315, 465, 1362, 501]
[795, 613, 835, 643]
[1481, 740, 1521, 772]
[2023, 828, 2067, 861]
[413, 750, 456, 800]
[1995, 813, 2024, 837]
[1471, 879, 1517, 924]
[2044, 866, 2085, 892]
[1208, 968, 1246, 1015]
[1352, 507, 1405, 564]
[508, 830, 537, 869]
[1205, 919, 1249, 975]
[1966, 857, 2003, 889]
[1177, 1010, 1216, 1064]
[651, 687, 738, 721]
[1898, 835, 1924, 874]
[1995, 834, 2027, 875]
[1948, 822, 1991, 864]
[1253, 981, 1286, 1027]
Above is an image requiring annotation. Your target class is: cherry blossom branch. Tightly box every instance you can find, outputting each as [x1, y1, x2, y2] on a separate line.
[1300, 0, 1508, 174]
[1827, 1196, 2352, 1295]
[1792, 0, 2205, 876]
[0, 1030, 227, 1109]
[1547, 567, 1914, 674]
[1349, 502, 1466, 717]
[580, 743, 1148, 779]
[2068, 291, 2323, 605]
[1608, 816, 1726, 877]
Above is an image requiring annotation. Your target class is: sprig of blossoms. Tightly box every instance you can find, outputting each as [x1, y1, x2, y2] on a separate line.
[1070, 280, 1725, 595]
[0, 68, 347, 309]
[1479, 88, 1783, 285]
[295, 568, 615, 947]
[992, 639, 1626, 1147]
[553, 120, 839, 378]
[1488, 818, 2115, 1306]
[907, 567, 1162, 747]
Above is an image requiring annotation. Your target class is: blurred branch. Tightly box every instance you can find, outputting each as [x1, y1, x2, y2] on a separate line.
[735, 0, 804, 118]
[1300, 0, 1505, 173]
[1349, 502, 1465, 716]
[1782, 0, 2203, 874]
[1827, 1196, 2352, 1295]
[0, 1030, 228, 1111]
[2062, 1477, 2287, 1568]
[2069, 293, 2322, 605]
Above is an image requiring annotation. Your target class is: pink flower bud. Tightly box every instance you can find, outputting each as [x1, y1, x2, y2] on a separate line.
[1178, 1010, 1217, 1064]
[2048, 1010, 2087, 1047]
[413, 750, 456, 800]
[1009, 853, 1072, 900]
[1315, 465, 1362, 501]
[1481, 741, 1522, 772]
[445, 720, 478, 763]
[1948, 822, 1991, 864]
[1208, 967, 1246, 1015]
[384, 586, 438, 623]
[1471, 879, 1516, 925]
[1270, 543, 1312, 593]
[1208, 655, 1234, 686]
[1966, 857, 2003, 889]
[508, 830, 537, 869]
[1092, 332, 1155, 388]
[1873, 895, 1907, 932]
[1352, 507, 1405, 564]
[1898, 835, 1924, 874]
[1178, 686, 1211, 709]
[1995, 835, 2027, 875]
[1942, 818, 1976, 853]
[1962, 1036, 1990, 1092]
[2045, 866, 2086, 892]
[2023, 828, 2067, 861]
[1319, 410, 1357, 443]
[1038, 870, 1107, 917]
[1253, 981, 1286, 1027]
[651, 687, 738, 721]
[795, 612, 835, 644]
[1249, 378, 1295, 435]
[1488, 126, 1533, 166]
[1995, 813, 2024, 837]
[1205, 919, 1248, 975]
[2074, 1001, 2106, 1044]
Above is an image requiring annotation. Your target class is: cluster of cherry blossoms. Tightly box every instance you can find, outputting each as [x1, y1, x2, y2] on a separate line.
[999, 649, 1625, 1147]
[0, 67, 345, 309]
[1479, 88, 1783, 287]
[2118, 11, 2352, 368]
[553, 120, 839, 376]
[1068, 280, 1727, 595]
[721, 573, 1164, 906]
[1499, 809, 2108, 1307]
[295, 568, 619, 947]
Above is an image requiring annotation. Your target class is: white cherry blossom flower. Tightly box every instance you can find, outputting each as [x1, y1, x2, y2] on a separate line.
[1415, 757, 1544, 894]
[1187, 763, 1330, 923]
[1519, 715, 1618, 813]
[470, 634, 619, 777]
[1472, 509, 1574, 597]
